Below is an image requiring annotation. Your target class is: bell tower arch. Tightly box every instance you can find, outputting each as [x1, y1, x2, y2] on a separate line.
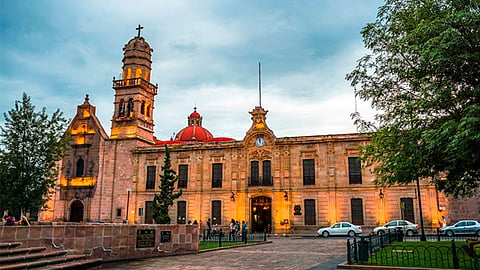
[111, 25, 157, 143]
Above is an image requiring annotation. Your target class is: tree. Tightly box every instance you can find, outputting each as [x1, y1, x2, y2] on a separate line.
[0, 93, 69, 218]
[152, 145, 182, 224]
[346, 0, 480, 198]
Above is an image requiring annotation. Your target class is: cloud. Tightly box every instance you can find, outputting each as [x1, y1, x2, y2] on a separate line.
[0, 0, 382, 141]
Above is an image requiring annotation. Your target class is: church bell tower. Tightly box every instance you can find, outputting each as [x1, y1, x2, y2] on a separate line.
[110, 25, 157, 143]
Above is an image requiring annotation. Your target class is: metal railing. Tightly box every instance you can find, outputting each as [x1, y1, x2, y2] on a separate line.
[347, 230, 480, 269]
[112, 78, 157, 94]
[248, 176, 273, 187]
[201, 230, 268, 246]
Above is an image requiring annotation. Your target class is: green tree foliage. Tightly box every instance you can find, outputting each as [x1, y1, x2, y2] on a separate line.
[0, 93, 69, 217]
[347, 0, 480, 198]
[152, 145, 182, 224]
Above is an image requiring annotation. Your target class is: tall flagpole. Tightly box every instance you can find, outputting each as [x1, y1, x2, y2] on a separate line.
[259, 62, 262, 107]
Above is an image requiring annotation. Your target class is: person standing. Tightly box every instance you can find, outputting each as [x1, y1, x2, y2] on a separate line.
[441, 216, 447, 229]
[206, 218, 212, 240]
[241, 220, 247, 242]
[229, 219, 236, 241]
[235, 220, 240, 236]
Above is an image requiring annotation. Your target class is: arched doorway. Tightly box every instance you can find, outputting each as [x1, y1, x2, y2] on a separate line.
[70, 200, 84, 222]
[251, 196, 272, 233]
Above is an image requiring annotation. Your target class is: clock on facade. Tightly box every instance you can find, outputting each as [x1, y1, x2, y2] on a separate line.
[255, 137, 265, 147]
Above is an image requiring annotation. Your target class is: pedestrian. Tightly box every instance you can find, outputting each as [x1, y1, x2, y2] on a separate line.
[235, 220, 240, 236]
[206, 218, 212, 240]
[441, 216, 447, 229]
[20, 215, 30, 226]
[229, 219, 236, 241]
[241, 220, 247, 242]
[4, 215, 15, 226]
[188, 220, 192, 225]
[193, 220, 198, 225]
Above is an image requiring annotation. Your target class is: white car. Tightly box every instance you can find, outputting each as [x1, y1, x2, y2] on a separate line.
[317, 222, 362, 237]
[440, 220, 480, 236]
[373, 220, 419, 236]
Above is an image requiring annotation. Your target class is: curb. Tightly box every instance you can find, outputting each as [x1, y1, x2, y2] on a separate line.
[198, 241, 273, 253]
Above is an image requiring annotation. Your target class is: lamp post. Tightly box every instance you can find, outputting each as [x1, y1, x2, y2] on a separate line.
[125, 188, 131, 224]
[416, 178, 426, 241]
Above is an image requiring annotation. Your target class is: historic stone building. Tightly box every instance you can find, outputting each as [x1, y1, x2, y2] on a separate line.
[42, 30, 451, 234]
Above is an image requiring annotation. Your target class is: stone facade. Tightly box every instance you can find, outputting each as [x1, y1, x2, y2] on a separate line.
[0, 224, 198, 260]
[42, 31, 462, 235]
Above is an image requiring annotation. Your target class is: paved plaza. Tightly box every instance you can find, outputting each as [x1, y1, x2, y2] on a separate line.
[102, 237, 348, 270]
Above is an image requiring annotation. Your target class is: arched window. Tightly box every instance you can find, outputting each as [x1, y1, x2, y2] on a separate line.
[140, 101, 145, 115]
[146, 105, 151, 117]
[118, 99, 125, 117]
[76, 158, 84, 177]
[127, 98, 134, 117]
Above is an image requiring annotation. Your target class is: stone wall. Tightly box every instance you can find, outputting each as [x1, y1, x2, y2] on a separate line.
[0, 224, 198, 262]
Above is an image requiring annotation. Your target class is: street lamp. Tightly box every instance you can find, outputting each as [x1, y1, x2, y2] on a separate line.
[416, 178, 426, 241]
[125, 188, 131, 224]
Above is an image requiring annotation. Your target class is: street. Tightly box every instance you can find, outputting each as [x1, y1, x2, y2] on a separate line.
[102, 236, 348, 270]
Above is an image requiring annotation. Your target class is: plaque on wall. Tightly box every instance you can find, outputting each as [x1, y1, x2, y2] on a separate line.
[161, 230, 172, 243]
[136, 229, 155, 248]
[293, 204, 302, 215]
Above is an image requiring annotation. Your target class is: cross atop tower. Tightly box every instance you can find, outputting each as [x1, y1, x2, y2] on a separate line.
[136, 24, 144, 37]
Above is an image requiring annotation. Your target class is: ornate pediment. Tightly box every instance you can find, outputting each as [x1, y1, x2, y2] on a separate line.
[249, 149, 272, 160]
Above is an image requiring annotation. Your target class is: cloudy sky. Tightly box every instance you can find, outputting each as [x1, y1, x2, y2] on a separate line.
[1, 0, 382, 141]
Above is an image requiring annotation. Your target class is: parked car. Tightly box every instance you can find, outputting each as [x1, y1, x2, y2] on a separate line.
[440, 220, 480, 237]
[317, 222, 362, 237]
[373, 220, 419, 236]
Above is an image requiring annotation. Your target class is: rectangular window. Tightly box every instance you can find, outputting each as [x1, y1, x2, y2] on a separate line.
[304, 199, 316, 225]
[400, 198, 415, 223]
[178, 165, 188, 189]
[303, 159, 315, 185]
[146, 166, 156, 189]
[116, 208, 122, 217]
[348, 157, 362, 184]
[351, 198, 364, 225]
[212, 200, 221, 225]
[138, 207, 143, 217]
[177, 201, 186, 224]
[262, 160, 272, 186]
[250, 161, 259, 186]
[212, 163, 223, 188]
[145, 201, 153, 224]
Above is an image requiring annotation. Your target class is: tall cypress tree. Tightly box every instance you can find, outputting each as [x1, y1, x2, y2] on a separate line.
[0, 93, 68, 218]
[152, 145, 182, 224]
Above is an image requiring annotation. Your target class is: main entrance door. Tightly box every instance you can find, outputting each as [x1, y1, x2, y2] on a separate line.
[251, 196, 272, 233]
[70, 200, 84, 222]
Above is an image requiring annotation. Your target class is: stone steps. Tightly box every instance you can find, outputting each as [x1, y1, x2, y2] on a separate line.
[0, 242, 102, 270]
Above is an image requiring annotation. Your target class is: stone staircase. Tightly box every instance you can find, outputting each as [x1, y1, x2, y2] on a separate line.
[0, 242, 102, 270]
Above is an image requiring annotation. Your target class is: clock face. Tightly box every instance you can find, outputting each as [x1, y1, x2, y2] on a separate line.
[255, 137, 265, 147]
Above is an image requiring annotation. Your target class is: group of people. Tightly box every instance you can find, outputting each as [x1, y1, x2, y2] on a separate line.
[200, 218, 247, 241]
[2, 215, 30, 226]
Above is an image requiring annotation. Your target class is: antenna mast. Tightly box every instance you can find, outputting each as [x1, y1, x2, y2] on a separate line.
[258, 62, 262, 107]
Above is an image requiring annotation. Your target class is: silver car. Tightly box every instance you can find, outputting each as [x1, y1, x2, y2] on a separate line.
[440, 220, 480, 236]
[317, 222, 362, 237]
[373, 220, 420, 237]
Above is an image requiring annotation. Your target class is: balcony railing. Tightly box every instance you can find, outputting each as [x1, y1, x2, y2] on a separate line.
[112, 77, 158, 94]
[248, 176, 273, 187]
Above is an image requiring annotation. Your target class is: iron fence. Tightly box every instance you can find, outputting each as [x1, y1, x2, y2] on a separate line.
[347, 230, 480, 269]
[201, 231, 268, 243]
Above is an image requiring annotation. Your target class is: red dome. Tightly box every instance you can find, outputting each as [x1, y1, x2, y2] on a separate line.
[175, 126, 213, 141]
[190, 111, 201, 118]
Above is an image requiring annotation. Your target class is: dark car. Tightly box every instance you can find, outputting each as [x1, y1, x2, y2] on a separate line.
[440, 220, 480, 236]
